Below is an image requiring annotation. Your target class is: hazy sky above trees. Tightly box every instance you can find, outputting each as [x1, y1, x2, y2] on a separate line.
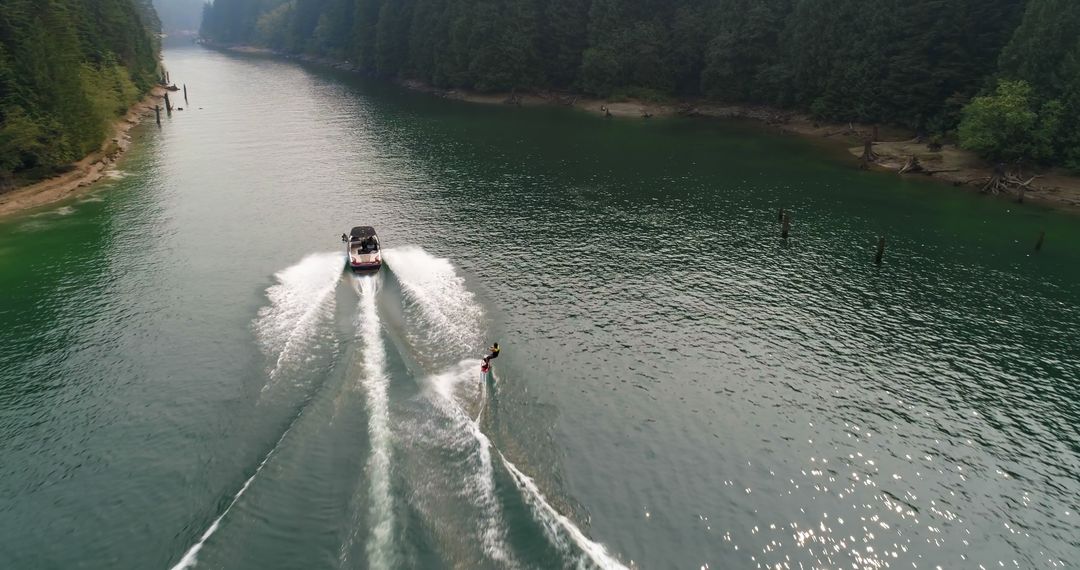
[153, 0, 206, 32]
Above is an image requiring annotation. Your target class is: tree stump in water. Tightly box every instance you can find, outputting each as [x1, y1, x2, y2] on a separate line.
[860, 139, 879, 169]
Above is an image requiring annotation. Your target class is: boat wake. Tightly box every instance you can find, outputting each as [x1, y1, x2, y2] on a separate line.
[168, 421, 299, 570]
[498, 453, 627, 570]
[341, 274, 396, 568]
[382, 246, 483, 364]
[427, 361, 519, 567]
[387, 246, 627, 569]
[175, 247, 624, 569]
[253, 252, 342, 382]
[171, 253, 345, 569]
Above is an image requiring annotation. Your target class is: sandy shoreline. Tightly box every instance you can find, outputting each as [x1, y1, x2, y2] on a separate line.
[0, 86, 167, 219]
[845, 140, 1080, 211]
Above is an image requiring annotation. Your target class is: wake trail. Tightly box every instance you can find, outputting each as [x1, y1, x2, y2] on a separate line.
[382, 246, 482, 357]
[498, 453, 628, 570]
[430, 363, 626, 569]
[168, 421, 299, 570]
[171, 253, 344, 569]
[388, 246, 626, 569]
[342, 275, 395, 568]
[429, 362, 519, 568]
[254, 252, 343, 382]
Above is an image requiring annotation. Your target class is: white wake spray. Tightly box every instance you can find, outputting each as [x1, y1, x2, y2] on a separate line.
[497, 454, 627, 570]
[427, 361, 519, 567]
[253, 252, 343, 381]
[170, 253, 345, 569]
[355, 275, 396, 568]
[382, 246, 483, 358]
[387, 246, 627, 569]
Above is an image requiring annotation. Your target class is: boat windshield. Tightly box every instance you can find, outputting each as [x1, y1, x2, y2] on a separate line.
[352, 237, 379, 253]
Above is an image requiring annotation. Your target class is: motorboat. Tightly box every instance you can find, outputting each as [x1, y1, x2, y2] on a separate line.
[342, 226, 382, 271]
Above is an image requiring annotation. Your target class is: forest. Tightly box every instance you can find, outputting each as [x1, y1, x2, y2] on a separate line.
[201, 0, 1080, 171]
[0, 0, 160, 187]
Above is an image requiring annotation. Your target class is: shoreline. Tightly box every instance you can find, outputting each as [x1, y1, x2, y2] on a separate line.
[416, 84, 1080, 213]
[207, 42, 1080, 213]
[0, 86, 167, 219]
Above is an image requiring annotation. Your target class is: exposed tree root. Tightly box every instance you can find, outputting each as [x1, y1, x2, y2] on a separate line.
[899, 155, 923, 174]
[971, 164, 1041, 196]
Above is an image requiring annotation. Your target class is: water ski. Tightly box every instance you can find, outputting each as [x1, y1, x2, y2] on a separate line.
[480, 362, 490, 373]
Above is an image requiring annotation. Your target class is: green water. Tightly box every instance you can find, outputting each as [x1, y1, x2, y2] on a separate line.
[1, 45, 1079, 569]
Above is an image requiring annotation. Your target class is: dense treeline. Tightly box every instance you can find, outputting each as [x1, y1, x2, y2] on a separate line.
[203, 0, 1080, 169]
[0, 0, 160, 187]
[960, 0, 1080, 169]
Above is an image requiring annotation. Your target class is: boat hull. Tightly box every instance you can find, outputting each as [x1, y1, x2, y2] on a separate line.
[349, 262, 382, 272]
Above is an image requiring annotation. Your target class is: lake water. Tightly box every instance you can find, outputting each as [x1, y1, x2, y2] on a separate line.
[1, 45, 1078, 569]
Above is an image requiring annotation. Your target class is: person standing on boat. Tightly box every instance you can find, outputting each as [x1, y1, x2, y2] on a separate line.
[482, 342, 500, 367]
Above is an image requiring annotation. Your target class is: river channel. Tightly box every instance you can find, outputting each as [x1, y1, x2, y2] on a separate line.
[1, 45, 1078, 569]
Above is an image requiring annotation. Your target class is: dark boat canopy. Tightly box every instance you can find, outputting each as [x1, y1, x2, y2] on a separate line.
[350, 226, 377, 239]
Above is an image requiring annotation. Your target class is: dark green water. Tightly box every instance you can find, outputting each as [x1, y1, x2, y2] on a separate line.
[2, 45, 1079, 569]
